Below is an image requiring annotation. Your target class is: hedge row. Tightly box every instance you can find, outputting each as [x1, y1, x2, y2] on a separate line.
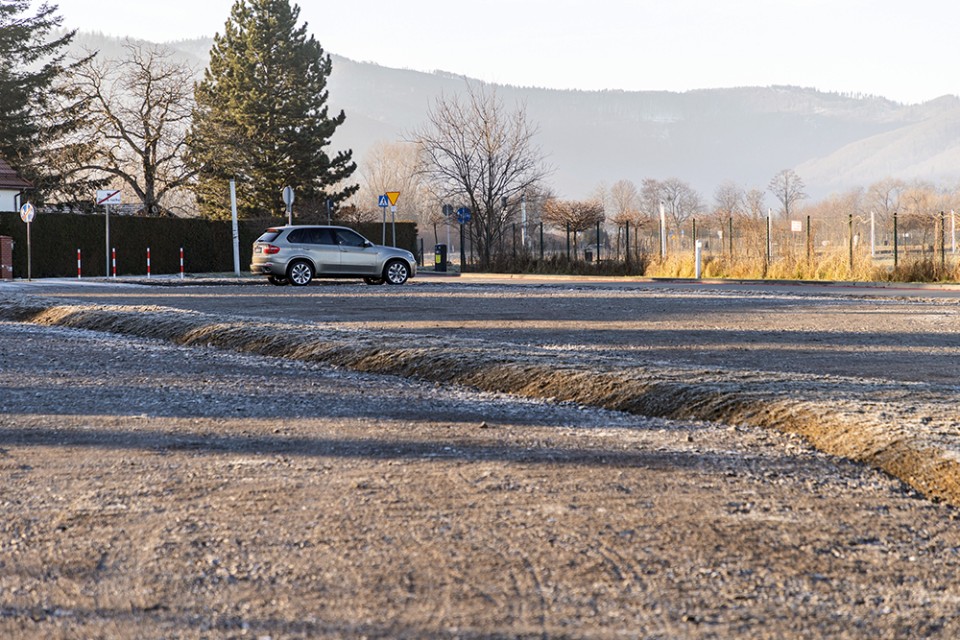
[0, 212, 418, 278]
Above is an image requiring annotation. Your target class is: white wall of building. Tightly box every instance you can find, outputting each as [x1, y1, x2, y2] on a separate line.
[0, 189, 21, 212]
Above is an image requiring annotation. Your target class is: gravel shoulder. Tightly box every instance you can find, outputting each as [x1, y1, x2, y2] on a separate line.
[3, 280, 960, 638]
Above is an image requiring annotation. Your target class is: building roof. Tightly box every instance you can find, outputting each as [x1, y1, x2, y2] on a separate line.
[0, 157, 32, 190]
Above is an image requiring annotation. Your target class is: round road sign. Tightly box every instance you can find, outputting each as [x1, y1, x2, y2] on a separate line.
[19, 202, 35, 223]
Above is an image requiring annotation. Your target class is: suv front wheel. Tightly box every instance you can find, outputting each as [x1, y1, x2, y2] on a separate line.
[383, 260, 410, 285]
[287, 260, 314, 286]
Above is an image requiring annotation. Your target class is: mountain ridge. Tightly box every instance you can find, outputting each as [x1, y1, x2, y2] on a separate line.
[68, 32, 960, 202]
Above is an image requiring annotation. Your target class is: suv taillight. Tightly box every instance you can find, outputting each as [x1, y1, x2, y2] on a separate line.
[263, 244, 280, 255]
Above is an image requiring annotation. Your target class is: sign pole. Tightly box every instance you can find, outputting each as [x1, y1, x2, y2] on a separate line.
[19, 202, 34, 281]
[105, 203, 110, 277]
[230, 179, 240, 276]
[391, 206, 397, 247]
[385, 192, 400, 247]
[378, 194, 388, 244]
[26, 219, 31, 281]
[521, 194, 527, 250]
[96, 190, 122, 276]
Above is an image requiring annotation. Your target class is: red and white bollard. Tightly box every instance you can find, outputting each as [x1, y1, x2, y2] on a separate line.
[146, 247, 151, 278]
[179, 247, 184, 279]
[77, 249, 82, 279]
[111, 247, 117, 278]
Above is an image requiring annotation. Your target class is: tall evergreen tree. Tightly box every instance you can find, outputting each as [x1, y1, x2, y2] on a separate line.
[0, 0, 100, 204]
[187, 0, 357, 219]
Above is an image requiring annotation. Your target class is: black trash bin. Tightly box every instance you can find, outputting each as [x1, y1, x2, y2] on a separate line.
[435, 244, 447, 272]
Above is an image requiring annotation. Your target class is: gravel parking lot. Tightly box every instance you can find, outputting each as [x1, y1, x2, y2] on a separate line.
[3, 278, 960, 638]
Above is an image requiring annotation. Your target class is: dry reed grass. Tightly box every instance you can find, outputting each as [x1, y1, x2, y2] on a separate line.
[644, 249, 960, 283]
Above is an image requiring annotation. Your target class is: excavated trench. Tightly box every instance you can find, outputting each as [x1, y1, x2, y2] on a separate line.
[3, 292, 960, 506]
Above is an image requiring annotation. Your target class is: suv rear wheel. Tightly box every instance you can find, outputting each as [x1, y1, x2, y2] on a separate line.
[287, 260, 314, 286]
[384, 260, 409, 285]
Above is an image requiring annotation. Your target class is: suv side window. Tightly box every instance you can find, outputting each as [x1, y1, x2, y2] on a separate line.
[286, 228, 309, 244]
[287, 228, 337, 245]
[314, 228, 337, 245]
[335, 229, 368, 247]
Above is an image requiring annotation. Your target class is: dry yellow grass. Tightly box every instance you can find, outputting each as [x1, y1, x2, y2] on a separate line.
[645, 249, 960, 283]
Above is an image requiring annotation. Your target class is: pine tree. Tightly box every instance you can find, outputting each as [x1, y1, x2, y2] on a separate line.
[187, 0, 357, 219]
[0, 0, 100, 204]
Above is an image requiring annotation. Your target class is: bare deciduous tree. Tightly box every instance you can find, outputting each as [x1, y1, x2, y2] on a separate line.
[866, 177, 905, 225]
[413, 83, 548, 268]
[768, 168, 807, 219]
[609, 179, 641, 225]
[347, 140, 438, 240]
[713, 180, 744, 219]
[744, 188, 766, 219]
[541, 198, 604, 260]
[641, 177, 703, 230]
[72, 42, 196, 215]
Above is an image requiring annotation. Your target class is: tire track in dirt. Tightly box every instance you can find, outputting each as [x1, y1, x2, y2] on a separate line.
[3, 293, 960, 508]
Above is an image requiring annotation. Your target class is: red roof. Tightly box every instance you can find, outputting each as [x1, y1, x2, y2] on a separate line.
[0, 157, 32, 190]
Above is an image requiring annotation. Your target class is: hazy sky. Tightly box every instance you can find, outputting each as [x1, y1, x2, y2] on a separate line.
[50, 0, 960, 105]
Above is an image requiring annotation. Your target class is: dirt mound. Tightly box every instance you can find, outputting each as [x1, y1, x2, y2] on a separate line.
[4, 292, 959, 506]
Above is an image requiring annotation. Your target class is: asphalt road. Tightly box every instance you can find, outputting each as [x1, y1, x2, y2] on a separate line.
[7, 274, 960, 385]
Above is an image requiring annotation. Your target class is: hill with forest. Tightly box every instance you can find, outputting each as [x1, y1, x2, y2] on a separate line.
[69, 32, 960, 202]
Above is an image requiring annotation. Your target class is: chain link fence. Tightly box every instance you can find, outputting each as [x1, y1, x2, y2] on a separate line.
[446, 212, 960, 281]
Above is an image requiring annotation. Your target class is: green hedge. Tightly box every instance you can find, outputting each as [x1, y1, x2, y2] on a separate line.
[0, 213, 418, 278]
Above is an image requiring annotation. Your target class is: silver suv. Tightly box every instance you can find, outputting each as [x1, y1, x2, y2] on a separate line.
[251, 225, 417, 286]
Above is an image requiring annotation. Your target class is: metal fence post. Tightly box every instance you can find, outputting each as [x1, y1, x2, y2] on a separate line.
[893, 212, 899, 268]
[596, 220, 601, 263]
[728, 216, 733, 257]
[539, 222, 544, 261]
[625, 221, 630, 267]
[940, 211, 946, 272]
[848, 213, 854, 270]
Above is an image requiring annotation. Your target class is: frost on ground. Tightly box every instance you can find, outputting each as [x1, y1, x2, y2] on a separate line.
[3, 317, 960, 639]
[3, 290, 960, 506]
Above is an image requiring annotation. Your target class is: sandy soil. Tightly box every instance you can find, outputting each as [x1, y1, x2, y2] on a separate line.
[2, 279, 960, 638]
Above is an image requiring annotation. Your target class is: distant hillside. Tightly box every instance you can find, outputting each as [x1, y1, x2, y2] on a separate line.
[67, 33, 960, 201]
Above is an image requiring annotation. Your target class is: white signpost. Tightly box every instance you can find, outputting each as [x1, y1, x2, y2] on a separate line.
[231, 180, 240, 275]
[386, 191, 400, 246]
[97, 190, 122, 277]
[378, 194, 389, 244]
[19, 202, 34, 280]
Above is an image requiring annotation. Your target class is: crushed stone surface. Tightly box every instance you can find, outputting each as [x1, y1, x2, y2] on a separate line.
[2, 279, 960, 637]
